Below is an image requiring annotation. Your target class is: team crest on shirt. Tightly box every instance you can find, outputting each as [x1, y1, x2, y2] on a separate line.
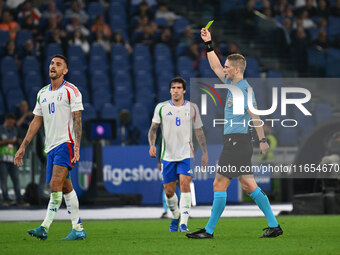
[57, 93, 63, 101]
[227, 96, 233, 107]
[185, 110, 190, 117]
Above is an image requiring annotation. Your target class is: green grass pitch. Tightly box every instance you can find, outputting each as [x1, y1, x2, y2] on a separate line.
[1, 216, 340, 255]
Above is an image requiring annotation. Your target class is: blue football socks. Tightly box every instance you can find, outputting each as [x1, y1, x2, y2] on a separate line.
[249, 187, 278, 228]
[205, 191, 227, 235]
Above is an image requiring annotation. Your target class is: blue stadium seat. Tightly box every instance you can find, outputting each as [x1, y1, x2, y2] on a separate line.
[6, 89, 25, 112]
[135, 71, 154, 90]
[45, 43, 63, 60]
[154, 18, 169, 28]
[0, 91, 5, 116]
[1, 72, 20, 94]
[67, 45, 86, 64]
[68, 58, 86, 73]
[89, 55, 109, 73]
[114, 87, 133, 111]
[92, 89, 112, 111]
[315, 102, 333, 124]
[245, 57, 260, 77]
[158, 87, 170, 102]
[22, 56, 40, 75]
[292, 103, 314, 138]
[90, 44, 107, 58]
[113, 72, 132, 91]
[307, 47, 326, 76]
[155, 57, 174, 75]
[87, 2, 104, 20]
[90, 71, 110, 92]
[100, 103, 118, 120]
[133, 44, 151, 60]
[15, 30, 33, 52]
[328, 17, 340, 38]
[27, 86, 40, 109]
[79, 87, 90, 104]
[199, 58, 216, 78]
[0, 31, 10, 56]
[1, 56, 18, 73]
[131, 103, 150, 129]
[109, 14, 127, 33]
[135, 89, 155, 112]
[326, 48, 340, 77]
[24, 71, 42, 94]
[176, 43, 189, 57]
[177, 56, 194, 73]
[82, 103, 97, 124]
[173, 17, 190, 37]
[154, 43, 171, 59]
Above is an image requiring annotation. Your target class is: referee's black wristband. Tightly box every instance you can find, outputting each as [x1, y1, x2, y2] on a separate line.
[204, 40, 214, 52]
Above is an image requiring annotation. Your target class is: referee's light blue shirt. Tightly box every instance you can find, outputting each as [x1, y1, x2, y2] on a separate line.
[224, 79, 257, 134]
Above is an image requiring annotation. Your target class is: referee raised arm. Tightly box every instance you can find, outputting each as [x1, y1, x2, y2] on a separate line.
[186, 28, 283, 239]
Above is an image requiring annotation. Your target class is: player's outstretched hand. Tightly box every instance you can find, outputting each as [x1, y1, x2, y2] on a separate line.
[71, 146, 80, 164]
[201, 28, 211, 42]
[201, 152, 208, 167]
[260, 142, 270, 155]
[14, 148, 25, 167]
[149, 145, 157, 158]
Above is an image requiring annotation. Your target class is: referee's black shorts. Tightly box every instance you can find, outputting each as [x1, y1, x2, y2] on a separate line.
[217, 133, 253, 178]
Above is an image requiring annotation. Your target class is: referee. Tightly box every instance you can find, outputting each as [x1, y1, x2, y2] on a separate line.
[186, 28, 283, 239]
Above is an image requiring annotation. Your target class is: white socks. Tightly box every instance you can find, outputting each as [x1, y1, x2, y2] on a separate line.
[179, 192, 191, 226]
[42, 192, 62, 230]
[64, 190, 83, 231]
[166, 194, 180, 219]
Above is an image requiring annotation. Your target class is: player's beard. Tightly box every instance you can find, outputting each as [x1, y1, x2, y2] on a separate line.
[50, 71, 63, 80]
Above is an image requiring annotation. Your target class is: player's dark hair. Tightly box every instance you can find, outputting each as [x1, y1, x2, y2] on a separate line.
[52, 54, 69, 68]
[5, 113, 17, 120]
[169, 77, 186, 91]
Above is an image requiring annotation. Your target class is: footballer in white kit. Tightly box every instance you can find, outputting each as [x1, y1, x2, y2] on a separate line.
[14, 55, 86, 241]
[148, 77, 208, 233]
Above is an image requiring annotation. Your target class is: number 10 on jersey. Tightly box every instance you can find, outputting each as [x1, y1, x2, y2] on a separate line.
[48, 102, 55, 114]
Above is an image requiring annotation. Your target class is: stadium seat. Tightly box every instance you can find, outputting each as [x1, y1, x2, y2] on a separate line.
[89, 55, 109, 73]
[245, 57, 260, 77]
[100, 103, 118, 120]
[1, 72, 20, 94]
[307, 47, 326, 76]
[22, 56, 41, 75]
[315, 102, 333, 124]
[154, 43, 171, 59]
[90, 44, 107, 58]
[131, 103, 150, 129]
[90, 71, 110, 92]
[92, 89, 112, 111]
[325, 48, 340, 77]
[177, 56, 194, 74]
[173, 17, 190, 37]
[114, 87, 133, 111]
[328, 17, 340, 38]
[15, 30, 33, 52]
[113, 72, 132, 91]
[1, 56, 18, 74]
[154, 18, 169, 28]
[133, 44, 151, 61]
[0, 91, 5, 116]
[82, 103, 97, 124]
[67, 45, 86, 64]
[176, 43, 189, 57]
[45, 43, 63, 60]
[24, 71, 43, 94]
[0, 31, 10, 56]
[6, 89, 25, 112]
[87, 2, 104, 20]
[135, 89, 155, 112]
[27, 86, 40, 109]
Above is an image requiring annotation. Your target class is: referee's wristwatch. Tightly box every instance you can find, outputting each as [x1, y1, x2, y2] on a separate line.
[259, 138, 268, 143]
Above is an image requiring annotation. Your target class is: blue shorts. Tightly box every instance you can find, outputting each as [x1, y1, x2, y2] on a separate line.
[161, 158, 192, 184]
[46, 142, 74, 183]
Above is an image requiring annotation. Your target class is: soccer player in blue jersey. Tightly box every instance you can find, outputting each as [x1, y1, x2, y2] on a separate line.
[149, 77, 208, 232]
[14, 55, 86, 240]
[186, 29, 283, 239]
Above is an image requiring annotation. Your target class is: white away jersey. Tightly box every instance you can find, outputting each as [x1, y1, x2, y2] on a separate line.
[152, 100, 203, 162]
[33, 80, 84, 153]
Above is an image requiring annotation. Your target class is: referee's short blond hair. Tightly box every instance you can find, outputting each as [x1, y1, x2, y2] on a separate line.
[227, 54, 246, 74]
